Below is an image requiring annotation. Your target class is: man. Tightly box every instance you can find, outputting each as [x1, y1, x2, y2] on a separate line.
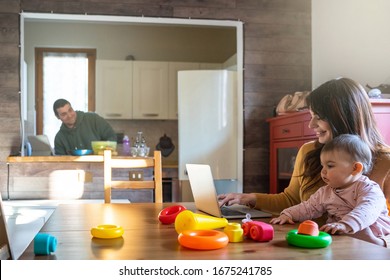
[53, 99, 117, 155]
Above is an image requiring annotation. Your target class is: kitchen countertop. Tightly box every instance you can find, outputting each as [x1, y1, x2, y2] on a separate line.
[7, 155, 178, 168]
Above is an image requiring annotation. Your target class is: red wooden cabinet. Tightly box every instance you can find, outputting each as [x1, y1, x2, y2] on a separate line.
[371, 99, 390, 144]
[267, 111, 315, 193]
[267, 99, 390, 194]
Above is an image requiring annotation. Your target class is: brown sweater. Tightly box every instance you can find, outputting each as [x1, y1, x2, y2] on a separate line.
[254, 141, 390, 215]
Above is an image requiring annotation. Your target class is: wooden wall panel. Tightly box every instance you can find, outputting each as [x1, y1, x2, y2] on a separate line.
[0, 0, 311, 198]
[0, 0, 20, 13]
[0, 8, 21, 160]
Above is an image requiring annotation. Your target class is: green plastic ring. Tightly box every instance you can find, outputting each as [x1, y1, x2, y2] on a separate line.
[286, 229, 332, 248]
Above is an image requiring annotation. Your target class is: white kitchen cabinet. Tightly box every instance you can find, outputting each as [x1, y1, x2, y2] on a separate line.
[132, 61, 169, 119]
[96, 60, 133, 119]
[96, 60, 224, 120]
[168, 62, 199, 119]
[199, 63, 222, 69]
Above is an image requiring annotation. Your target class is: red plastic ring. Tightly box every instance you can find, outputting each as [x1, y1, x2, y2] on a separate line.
[158, 205, 187, 224]
[178, 230, 229, 250]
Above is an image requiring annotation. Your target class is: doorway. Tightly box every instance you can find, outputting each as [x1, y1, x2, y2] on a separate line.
[21, 12, 243, 192]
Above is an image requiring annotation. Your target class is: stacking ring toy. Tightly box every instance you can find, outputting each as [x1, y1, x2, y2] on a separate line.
[158, 205, 187, 224]
[286, 229, 332, 248]
[91, 224, 124, 239]
[178, 230, 229, 250]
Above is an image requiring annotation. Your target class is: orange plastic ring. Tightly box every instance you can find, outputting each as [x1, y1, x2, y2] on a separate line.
[158, 205, 187, 224]
[178, 230, 229, 250]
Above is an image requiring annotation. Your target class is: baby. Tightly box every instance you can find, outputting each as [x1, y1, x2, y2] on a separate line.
[271, 134, 390, 247]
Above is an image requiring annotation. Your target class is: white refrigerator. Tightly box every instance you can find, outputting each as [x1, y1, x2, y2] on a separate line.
[178, 70, 241, 199]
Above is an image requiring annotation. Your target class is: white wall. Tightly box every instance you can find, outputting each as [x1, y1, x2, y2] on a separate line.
[312, 0, 390, 90]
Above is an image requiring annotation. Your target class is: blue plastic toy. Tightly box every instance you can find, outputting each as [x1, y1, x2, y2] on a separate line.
[34, 233, 57, 255]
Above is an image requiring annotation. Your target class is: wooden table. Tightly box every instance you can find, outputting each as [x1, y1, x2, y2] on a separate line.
[18, 202, 390, 260]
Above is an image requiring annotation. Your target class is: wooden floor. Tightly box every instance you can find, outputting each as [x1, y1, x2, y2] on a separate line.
[2, 199, 129, 259]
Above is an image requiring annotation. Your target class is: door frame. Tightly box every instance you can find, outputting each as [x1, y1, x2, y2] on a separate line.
[20, 13, 243, 190]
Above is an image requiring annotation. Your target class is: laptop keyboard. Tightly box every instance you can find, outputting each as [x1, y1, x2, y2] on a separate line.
[221, 206, 244, 216]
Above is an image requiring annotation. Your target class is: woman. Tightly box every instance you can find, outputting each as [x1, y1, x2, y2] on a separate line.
[218, 77, 390, 215]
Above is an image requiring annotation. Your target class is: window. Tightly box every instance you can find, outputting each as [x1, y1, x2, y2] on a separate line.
[35, 48, 96, 146]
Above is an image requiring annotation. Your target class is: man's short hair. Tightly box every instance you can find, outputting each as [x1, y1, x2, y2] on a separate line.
[53, 99, 71, 117]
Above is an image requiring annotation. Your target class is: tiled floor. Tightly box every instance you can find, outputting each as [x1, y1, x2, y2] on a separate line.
[3, 199, 129, 259]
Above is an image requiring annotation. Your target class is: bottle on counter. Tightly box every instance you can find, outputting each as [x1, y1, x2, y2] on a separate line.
[135, 131, 143, 148]
[122, 135, 131, 156]
[133, 131, 149, 157]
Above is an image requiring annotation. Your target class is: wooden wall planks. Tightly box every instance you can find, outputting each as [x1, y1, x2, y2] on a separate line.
[0, 0, 311, 197]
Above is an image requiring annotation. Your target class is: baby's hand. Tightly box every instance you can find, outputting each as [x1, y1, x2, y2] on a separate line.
[320, 222, 349, 234]
[270, 214, 294, 225]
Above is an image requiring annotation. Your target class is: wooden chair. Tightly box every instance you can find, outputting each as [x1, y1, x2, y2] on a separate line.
[0, 195, 13, 259]
[103, 149, 163, 203]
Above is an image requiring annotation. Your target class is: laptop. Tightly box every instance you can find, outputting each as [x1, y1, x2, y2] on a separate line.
[27, 135, 53, 156]
[186, 164, 272, 219]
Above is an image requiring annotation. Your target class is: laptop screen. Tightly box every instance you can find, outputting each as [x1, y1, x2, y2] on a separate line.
[186, 164, 224, 217]
[27, 135, 53, 156]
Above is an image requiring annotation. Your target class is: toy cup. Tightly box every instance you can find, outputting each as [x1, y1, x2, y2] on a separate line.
[297, 220, 319, 236]
[224, 223, 244, 242]
[242, 221, 274, 242]
[175, 210, 228, 233]
[34, 233, 57, 255]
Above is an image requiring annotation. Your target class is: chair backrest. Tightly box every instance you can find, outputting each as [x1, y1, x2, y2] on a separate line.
[103, 150, 163, 203]
[0, 195, 13, 260]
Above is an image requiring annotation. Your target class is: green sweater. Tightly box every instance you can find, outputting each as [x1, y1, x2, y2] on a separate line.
[54, 111, 117, 155]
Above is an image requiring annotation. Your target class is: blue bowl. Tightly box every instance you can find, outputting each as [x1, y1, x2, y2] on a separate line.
[71, 149, 93, 156]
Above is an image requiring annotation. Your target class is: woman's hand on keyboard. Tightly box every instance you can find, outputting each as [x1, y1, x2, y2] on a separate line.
[217, 193, 256, 208]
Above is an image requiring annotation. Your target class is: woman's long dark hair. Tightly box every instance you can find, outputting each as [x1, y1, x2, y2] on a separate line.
[303, 77, 388, 184]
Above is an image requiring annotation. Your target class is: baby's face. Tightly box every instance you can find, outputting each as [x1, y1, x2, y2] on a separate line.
[320, 150, 358, 189]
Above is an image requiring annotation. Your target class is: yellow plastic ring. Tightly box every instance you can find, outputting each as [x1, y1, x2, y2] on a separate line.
[91, 224, 124, 239]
